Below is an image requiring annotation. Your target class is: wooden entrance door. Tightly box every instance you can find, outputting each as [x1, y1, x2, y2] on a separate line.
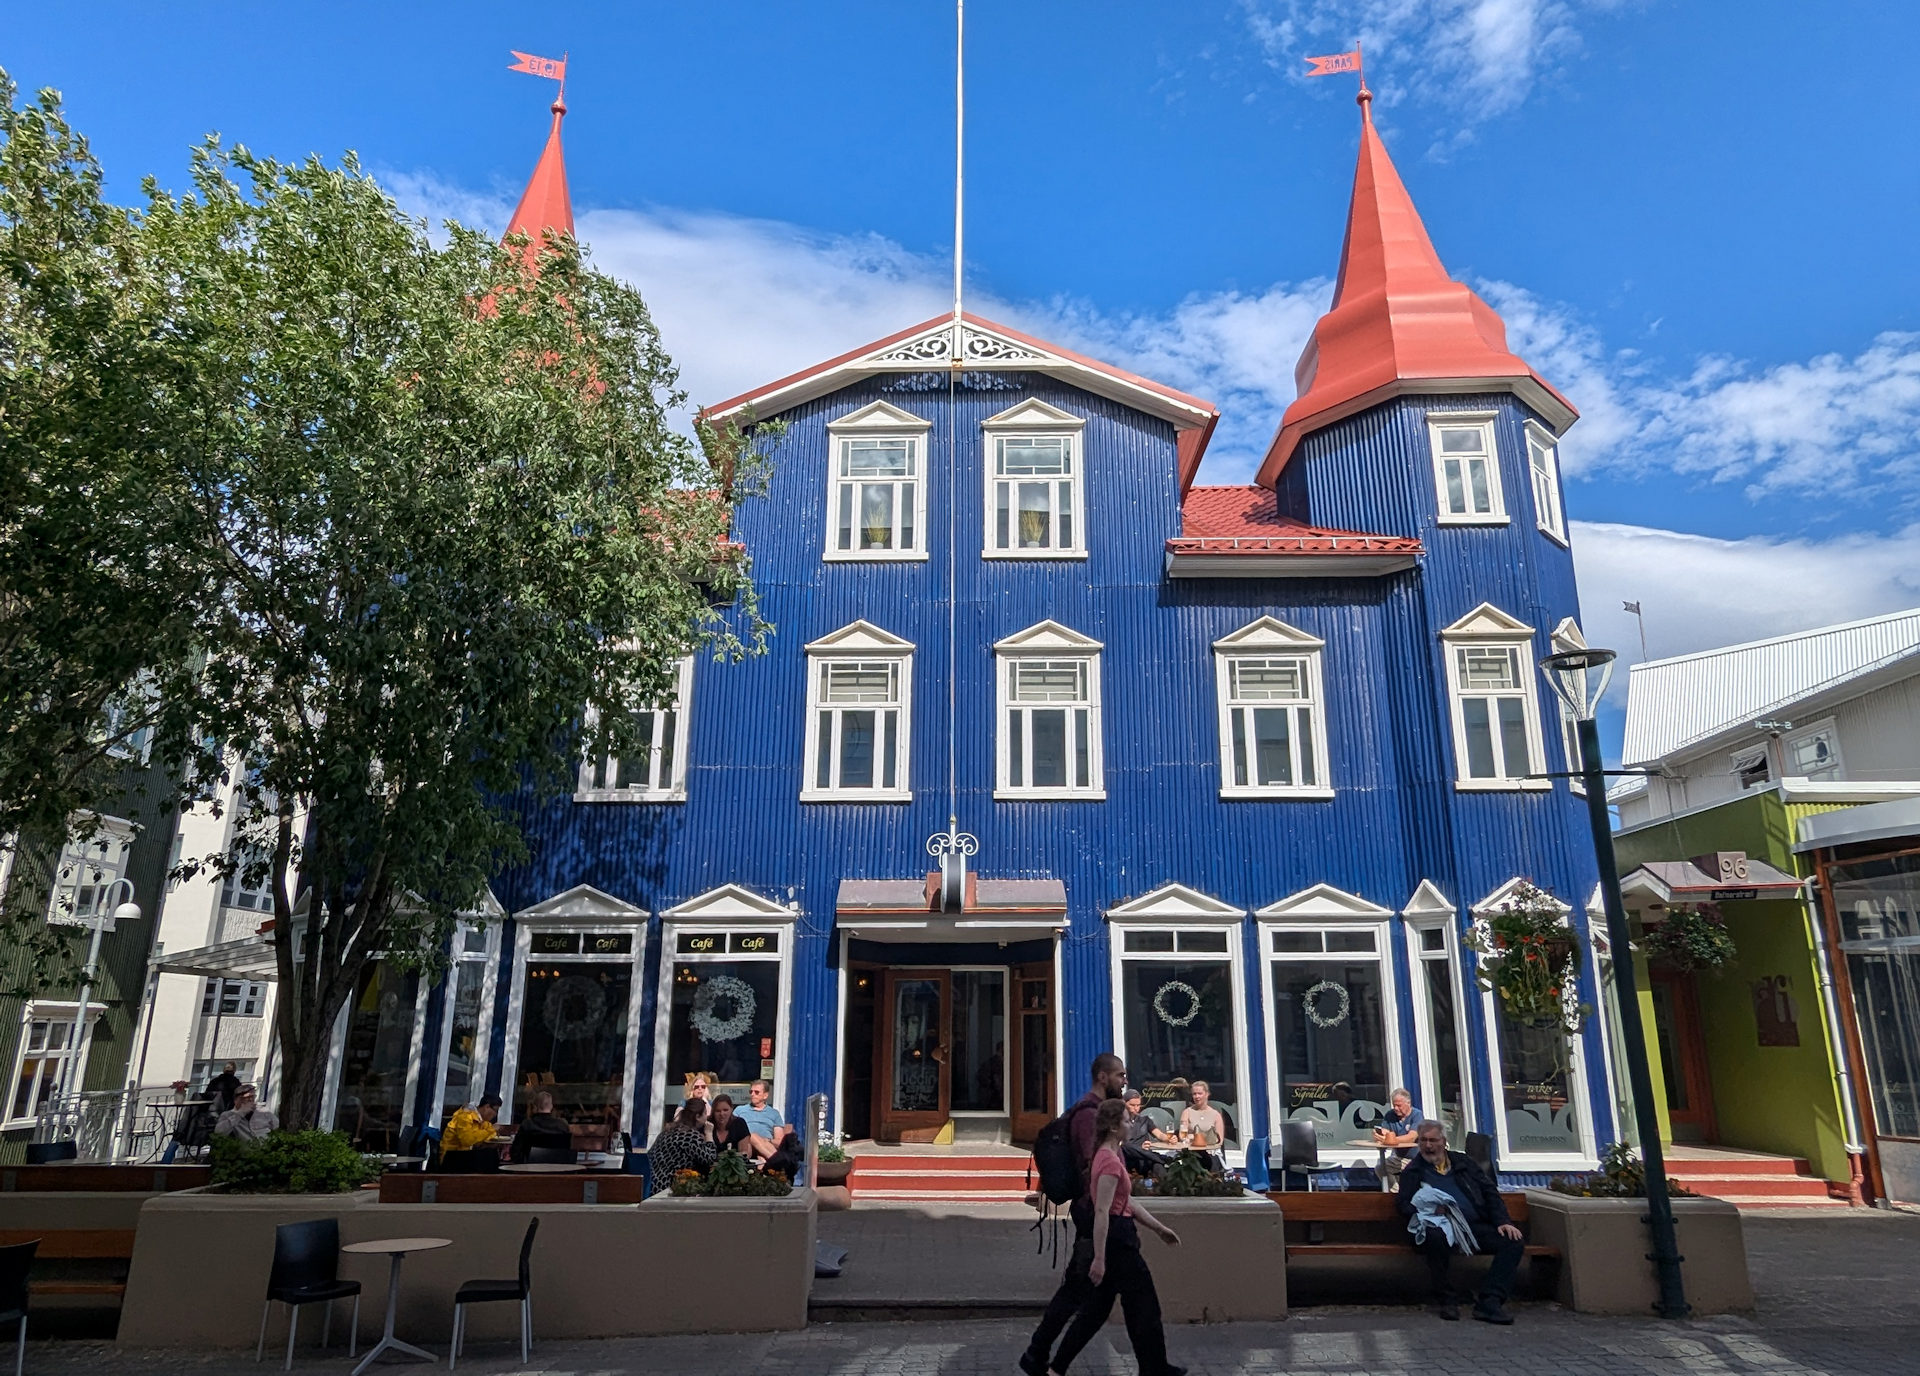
[877, 969, 950, 1142]
[1649, 968, 1717, 1142]
[1010, 963, 1055, 1144]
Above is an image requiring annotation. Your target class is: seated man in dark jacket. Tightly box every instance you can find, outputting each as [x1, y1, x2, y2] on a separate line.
[507, 1090, 575, 1162]
[1395, 1120, 1524, 1324]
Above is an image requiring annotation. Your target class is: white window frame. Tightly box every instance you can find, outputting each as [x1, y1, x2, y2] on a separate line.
[1472, 879, 1599, 1171]
[1427, 411, 1508, 525]
[994, 621, 1104, 800]
[982, 399, 1088, 560]
[413, 912, 503, 1128]
[651, 885, 797, 1143]
[1441, 604, 1548, 791]
[576, 657, 694, 803]
[1213, 618, 1333, 800]
[1550, 617, 1588, 796]
[1255, 885, 1401, 1165]
[496, 884, 650, 1131]
[824, 400, 932, 562]
[45, 815, 136, 931]
[1402, 881, 1478, 1144]
[800, 621, 913, 803]
[1730, 743, 1772, 791]
[1104, 884, 1251, 1166]
[5, 1002, 103, 1129]
[201, 978, 267, 1018]
[1525, 421, 1568, 544]
[1784, 717, 1843, 782]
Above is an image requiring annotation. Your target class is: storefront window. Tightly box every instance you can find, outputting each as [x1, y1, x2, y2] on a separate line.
[438, 926, 494, 1120]
[1117, 928, 1241, 1145]
[661, 929, 783, 1124]
[1267, 927, 1391, 1151]
[513, 930, 637, 1135]
[1492, 1005, 1582, 1157]
[1412, 925, 1470, 1142]
[1831, 853, 1920, 1140]
[333, 960, 415, 1151]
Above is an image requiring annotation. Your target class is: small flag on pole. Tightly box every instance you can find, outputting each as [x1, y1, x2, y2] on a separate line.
[508, 50, 567, 82]
[1305, 49, 1362, 77]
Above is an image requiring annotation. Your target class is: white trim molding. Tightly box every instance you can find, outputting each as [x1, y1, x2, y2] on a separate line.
[1441, 604, 1550, 792]
[801, 621, 914, 803]
[1254, 883, 1394, 922]
[995, 621, 1105, 800]
[1105, 882, 1247, 923]
[982, 399, 1088, 560]
[1525, 420, 1569, 545]
[1213, 618, 1334, 801]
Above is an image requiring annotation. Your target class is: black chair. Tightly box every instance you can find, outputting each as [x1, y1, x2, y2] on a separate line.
[524, 1146, 576, 1166]
[0, 1239, 37, 1376]
[1465, 1131, 1497, 1181]
[1277, 1120, 1352, 1191]
[22, 1142, 74, 1166]
[255, 1218, 361, 1370]
[448, 1218, 538, 1369]
[507, 1128, 571, 1164]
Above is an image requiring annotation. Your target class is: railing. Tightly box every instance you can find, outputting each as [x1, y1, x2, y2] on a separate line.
[32, 1089, 187, 1163]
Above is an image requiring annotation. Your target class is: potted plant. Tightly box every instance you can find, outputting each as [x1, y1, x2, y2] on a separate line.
[1640, 903, 1737, 974]
[1549, 1142, 1697, 1198]
[669, 1151, 793, 1198]
[814, 1137, 852, 1186]
[1141, 1149, 1245, 1198]
[1467, 880, 1588, 1034]
[208, 1130, 380, 1193]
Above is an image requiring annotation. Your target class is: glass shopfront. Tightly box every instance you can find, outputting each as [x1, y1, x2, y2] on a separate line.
[660, 929, 784, 1125]
[1411, 923, 1472, 1142]
[1490, 1003, 1585, 1161]
[435, 925, 496, 1121]
[1115, 927, 1243, 1146]
[1266, 926, 1394, 1154]
[508, 929, 640, 1139]
[1830, 852, 1920, 1144]
[332, 960, 415, 1152]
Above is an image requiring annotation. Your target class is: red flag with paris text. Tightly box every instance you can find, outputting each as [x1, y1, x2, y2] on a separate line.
[508, 50, 567, 82]
[1305, 49, 1361, 77]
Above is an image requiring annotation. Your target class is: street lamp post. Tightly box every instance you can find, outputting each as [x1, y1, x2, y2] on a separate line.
[56, 875, 142, 1121]
[1539, 646, 1689, 1320]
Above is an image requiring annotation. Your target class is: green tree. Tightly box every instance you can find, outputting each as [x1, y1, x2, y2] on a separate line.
[0, 73, 217, 982]
[146, 142, 762, 1128]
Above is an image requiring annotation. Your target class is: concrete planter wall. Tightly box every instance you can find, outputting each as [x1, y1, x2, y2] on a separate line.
[1522, 1190, 1753, 1315]
[119, 1186, 817, 1347]
[1137, 1193, 1285, 1323]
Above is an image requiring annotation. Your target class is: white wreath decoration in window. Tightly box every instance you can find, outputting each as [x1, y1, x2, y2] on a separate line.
[1303, 979, 1351, 1030]
[691, 974, 757, 1043]
[1152, 979, 1202, 1028]
[542, 974, 608, 1042]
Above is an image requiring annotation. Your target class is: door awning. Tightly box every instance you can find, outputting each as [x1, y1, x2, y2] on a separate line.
[836, 876, 1067, 943]
[1618, 851, 1802, 910]
[155, 934, 281, 982]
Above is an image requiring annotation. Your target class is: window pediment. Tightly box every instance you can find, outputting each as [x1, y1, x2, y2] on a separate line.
[828, 399, 932, 433]
[661, 883, 796, 924]
[1255, 883, 1393, 922]
[1442, 603, 1534, 639]
[1213, 616, 1325, 652]
[982, 398, 1085, 432]
[805, 620, 914, 655]
[1401, 879, 1456, 920]
[1106, 882, 1244, 922]
[514, 883, 648, 924]
[1472, 878, 1571, 916]
[995, 620, 1102, 654]
[1551, 617, 1586, 652]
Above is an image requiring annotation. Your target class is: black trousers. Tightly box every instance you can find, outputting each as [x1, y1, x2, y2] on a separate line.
[1025, 1199, 1094, 1362]
[1416, 1222, 1524, 1304]
[1049, 1217, 1171, 1376]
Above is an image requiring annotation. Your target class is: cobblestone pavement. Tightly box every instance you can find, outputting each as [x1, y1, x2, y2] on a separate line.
[20, 1210, 1919, 1375]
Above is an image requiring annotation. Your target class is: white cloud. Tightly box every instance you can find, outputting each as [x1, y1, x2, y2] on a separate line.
[1573, 520, 1920, 671]
[1240, 0, 1595, 124]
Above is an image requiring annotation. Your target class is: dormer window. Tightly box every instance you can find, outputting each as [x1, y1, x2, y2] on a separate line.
[825, 401, 931, 561]
[982, 400, 1087, 558]
[1427, 413, 1507, 524]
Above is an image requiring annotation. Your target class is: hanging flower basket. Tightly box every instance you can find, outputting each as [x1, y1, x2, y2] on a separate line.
[1467, 880, 1589, 1035]
[1641, 903, 1737, 974]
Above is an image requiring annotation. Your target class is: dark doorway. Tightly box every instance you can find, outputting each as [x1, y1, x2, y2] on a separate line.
[843, 966, 877, 1142]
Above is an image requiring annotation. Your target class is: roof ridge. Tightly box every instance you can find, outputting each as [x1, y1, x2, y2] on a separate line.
[1628, 605, 1920, 673]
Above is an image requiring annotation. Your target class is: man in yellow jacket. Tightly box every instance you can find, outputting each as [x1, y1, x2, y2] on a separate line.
[443, 1092, 503, 1152]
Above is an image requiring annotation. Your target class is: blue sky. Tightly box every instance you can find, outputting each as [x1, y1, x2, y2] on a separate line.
[9, 1, 1920, 711]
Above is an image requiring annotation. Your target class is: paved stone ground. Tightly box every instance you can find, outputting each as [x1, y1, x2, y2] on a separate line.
[18, 1208, 1919, 1374]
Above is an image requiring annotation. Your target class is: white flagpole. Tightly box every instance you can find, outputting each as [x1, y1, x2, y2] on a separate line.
[952, 0, 964, 359]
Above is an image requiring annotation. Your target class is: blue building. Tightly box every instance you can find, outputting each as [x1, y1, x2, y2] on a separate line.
[323, 89, 1626, 1181]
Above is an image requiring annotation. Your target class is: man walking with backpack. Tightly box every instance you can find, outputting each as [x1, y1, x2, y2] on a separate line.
[1020, 1052, 1127, 1376]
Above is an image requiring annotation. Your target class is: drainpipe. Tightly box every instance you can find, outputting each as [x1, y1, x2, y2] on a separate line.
[1804, 875, 1868, 1206]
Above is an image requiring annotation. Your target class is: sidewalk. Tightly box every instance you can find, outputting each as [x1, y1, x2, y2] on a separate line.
[16, 1209, 1918, 1374]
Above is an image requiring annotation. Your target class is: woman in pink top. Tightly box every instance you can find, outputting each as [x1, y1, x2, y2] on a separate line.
[1046, 1098, 1184, 1376]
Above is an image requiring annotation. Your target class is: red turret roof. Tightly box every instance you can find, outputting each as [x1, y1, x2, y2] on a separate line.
[1256, 92, 1575, 487]
[505, 96, 573, 257]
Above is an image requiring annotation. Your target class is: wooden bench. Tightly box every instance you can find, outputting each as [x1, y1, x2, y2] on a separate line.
[1269, 1191, 1559, 1279]
[0, 1229, 137, 1299]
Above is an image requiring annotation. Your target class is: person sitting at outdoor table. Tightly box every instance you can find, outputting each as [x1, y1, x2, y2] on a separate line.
[1120, 1089, 1160, 1178]
[206, 1061, 242, 1113]
[1371, 1087, 1422, 1188]
[649, 1099, 718, 1194]
[736, 1079, 793, 1161]
[1396, 1120, 1523, 1324]
[213, 1085, 279, 1142]
[443, 1092, 502, 1152]
[708, 1094, 751, 1154]
[507, 1089, 574, 1162]
[1176, 1080, 1226, 1149]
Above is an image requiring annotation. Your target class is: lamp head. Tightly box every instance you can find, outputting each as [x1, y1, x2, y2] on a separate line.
[112, 900, 142, 926]
[1540, 647, 1617, 722]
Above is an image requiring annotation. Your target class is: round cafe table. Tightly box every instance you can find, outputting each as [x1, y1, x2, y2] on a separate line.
[498, 1162, 584, 1173]
[340, 1236, 450, 1374]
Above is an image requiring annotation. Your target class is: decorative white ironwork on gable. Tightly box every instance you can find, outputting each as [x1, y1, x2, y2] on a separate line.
[871, 320, 1050, 367]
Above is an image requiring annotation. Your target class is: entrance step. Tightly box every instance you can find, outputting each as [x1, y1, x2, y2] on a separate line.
[1665, 1152, 1852, 1209]
[847, 1151, 1035, 1204]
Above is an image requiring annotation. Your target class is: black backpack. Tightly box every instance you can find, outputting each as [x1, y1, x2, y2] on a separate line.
[1029, 1099, 1099, 1206]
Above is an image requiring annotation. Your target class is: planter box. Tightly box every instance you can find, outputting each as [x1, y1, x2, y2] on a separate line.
[1522, 1189, 1753, 1315]
[815, 1159, 852, 1187]
[119, 1186, 817, 1347]
[1136, 1193, 1285, 1323]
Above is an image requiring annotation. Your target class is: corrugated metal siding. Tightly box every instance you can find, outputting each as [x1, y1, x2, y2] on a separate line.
[1623, 609, 1920, 767]
[447, 373, 1609, 1151]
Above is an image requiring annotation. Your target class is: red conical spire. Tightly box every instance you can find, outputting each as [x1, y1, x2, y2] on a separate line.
[1256, 91, 1575, 487]
[504, 95, 573, 260]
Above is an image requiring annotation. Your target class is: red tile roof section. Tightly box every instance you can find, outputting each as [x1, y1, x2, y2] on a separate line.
[1255, 91, 1575, 487]
[1171, 486, 1423, 559]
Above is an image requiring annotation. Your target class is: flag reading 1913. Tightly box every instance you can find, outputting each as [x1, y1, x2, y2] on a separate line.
[1305, 49, 1361, 77]
[508, 50, 567, 82]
